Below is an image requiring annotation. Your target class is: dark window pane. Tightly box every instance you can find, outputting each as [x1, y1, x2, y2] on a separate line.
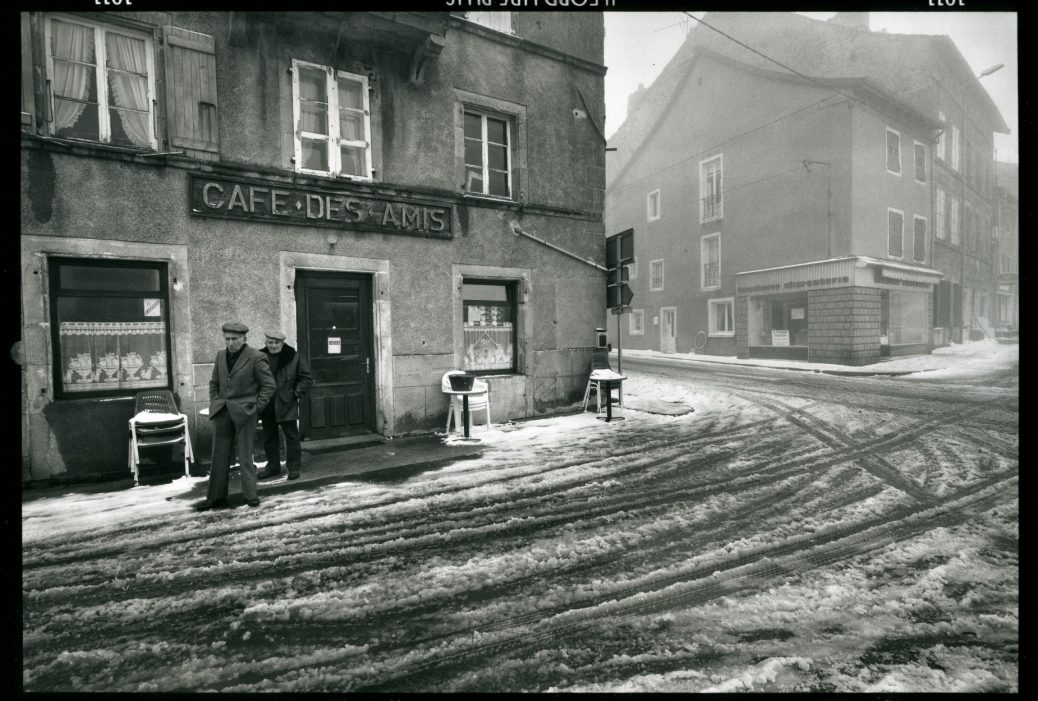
[464, 113, 482, 139]
[301, 138, 328, 171]
[486, 117, 507, 145]
[463, 282, 510, 302]
[59, 264, 160, 292]
[488, 143, 507, 171]
[489, 170, 509, 197]
[53, 100, 100, 141]
[464, 139, 483, 167]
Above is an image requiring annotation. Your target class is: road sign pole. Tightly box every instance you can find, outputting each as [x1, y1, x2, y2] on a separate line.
[616, 306, 622, 374]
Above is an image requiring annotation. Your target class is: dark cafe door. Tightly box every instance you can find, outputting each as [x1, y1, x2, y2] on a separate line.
[295, 271, 376, 440]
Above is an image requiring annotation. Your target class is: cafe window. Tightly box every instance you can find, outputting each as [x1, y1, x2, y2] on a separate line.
[462, 279, 516, 374]
[49, 258, 172, 398]
[292, 59, 372, 179]
[44, 15, 157, 149]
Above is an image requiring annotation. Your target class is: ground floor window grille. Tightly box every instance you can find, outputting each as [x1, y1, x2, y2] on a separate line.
[50, 258, 171, 397]
[462, 279, 516, 373]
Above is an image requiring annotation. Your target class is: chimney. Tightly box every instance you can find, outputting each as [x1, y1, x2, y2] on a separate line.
[627, 83, 647, 116]
[827, 12, 870, 31]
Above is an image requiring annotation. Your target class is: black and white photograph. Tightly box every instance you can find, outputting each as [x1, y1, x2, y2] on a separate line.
[19, 4, 1018, 693]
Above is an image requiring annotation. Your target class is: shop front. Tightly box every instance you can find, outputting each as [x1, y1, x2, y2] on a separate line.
[735, 257, 941, 366]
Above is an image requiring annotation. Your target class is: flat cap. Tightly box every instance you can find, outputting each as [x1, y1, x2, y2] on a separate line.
[221, 322, 249, 334]
[264, 330, 286, 341]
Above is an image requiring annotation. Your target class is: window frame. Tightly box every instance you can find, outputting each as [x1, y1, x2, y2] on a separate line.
[700, 232, 721, 291]
[913, 141, 927, 184]
[950, 195, 961, 246]
[629, 309, 645, 336]
[887, 207, 905, 259]
[913, 215, 927, 263]
[937, 110, 947, 161]
[935, 187, 946, 240]
[708, 297, 735, 337]
[625, 257, 637, 281]
[951, 124, 961, 172]
[699, 154, 723, 222]
[48, 256, 173, 400]
[43, 14, 158, 149]
[463, 11, 514, 34]
[646, 189, 661, 222]
[649, 259, 664, 292]
[885, 127, 902, 175]
[291, 58, 373, 180]
[463, 108, 514, 200]
[461, 277, 518, 375]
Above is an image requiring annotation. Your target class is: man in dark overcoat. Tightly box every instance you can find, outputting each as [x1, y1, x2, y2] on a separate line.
[199, 322, 275, 510]
[258, 330, 313, 480]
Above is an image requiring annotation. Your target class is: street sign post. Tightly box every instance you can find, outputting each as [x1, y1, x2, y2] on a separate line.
[605, 228, 635, 373]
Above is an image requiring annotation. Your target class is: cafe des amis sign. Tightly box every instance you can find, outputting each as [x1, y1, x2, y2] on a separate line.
[189, 175, 453, 239]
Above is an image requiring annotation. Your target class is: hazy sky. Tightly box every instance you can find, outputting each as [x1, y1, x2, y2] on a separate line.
[603, 12, 1019, 163]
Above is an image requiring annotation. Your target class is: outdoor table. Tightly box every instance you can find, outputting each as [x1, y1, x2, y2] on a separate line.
[594, 373, 627, 423]
[442, 387, 488, 439]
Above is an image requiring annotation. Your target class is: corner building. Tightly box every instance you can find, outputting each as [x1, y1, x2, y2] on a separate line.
[19, 11, 606, 482]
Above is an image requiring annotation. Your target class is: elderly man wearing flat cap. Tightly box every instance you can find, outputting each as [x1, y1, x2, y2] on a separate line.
[199, 322, 276, 510]
[257, 330, 312, 481]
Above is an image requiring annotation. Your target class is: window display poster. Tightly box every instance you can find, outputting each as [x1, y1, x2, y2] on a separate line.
[772, 330, 790, 347]
[328, 337, 341, 354]
[143, 299, 161, 317]
[791, 307, 805, 320]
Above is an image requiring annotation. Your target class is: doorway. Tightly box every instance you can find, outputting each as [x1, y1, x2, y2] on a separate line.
[294, 271, 376, 439]
[660, 307, 677, 353]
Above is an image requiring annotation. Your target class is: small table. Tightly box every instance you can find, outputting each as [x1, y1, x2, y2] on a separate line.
[443, 388, 487, 439]
[594, 374, 627, 423]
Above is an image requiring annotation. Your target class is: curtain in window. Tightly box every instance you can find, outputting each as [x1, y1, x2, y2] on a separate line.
[59, 321, 167, 393]
[51, 20, 94, 133]
[464, 305, 513, 371]
[105, 32, 150, 147]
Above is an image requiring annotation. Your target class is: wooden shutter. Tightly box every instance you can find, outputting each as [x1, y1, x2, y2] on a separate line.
[163, 26, 219, 159]
[21, 13, 35, 129]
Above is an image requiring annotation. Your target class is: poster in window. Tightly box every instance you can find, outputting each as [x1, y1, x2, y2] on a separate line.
[791, 307, 805, 320]
[771, 330, 790, 346]
[143, 298, 162, 317]
[327, 337, 341, 354]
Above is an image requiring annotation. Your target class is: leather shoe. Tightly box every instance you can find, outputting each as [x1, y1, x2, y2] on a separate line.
[258, 468, 282, 479]
[196, 499, 225, 512]
[246, 499, 260, 507]
[287, 473, 300, 481]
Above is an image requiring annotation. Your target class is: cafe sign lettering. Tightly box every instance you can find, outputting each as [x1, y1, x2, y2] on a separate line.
[189, 175, 452, 239]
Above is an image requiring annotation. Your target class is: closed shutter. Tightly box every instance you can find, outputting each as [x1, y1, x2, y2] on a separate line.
[163, 26, 218, 159]
[21, 13, 35, 129]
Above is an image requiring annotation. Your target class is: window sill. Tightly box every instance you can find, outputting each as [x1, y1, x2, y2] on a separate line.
[708, 332, 735, 338]
[463, 193, 515, 204]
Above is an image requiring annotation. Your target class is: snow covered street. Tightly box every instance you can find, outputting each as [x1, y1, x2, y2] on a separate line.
[22, 341, 1018, 692]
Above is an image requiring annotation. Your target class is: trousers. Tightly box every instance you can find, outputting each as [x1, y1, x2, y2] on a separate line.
[207, 407, 258, 503]
[261, 408, 302, 477]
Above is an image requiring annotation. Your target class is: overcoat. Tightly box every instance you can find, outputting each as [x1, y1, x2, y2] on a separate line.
[260, 343, 313, 422]
[209, 345, 276, 426]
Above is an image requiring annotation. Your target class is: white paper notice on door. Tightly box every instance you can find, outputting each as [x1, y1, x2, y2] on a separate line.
[327, 337, 341, 354]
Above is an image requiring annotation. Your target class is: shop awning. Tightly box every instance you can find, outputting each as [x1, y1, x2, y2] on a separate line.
[878, 264, 943, 284]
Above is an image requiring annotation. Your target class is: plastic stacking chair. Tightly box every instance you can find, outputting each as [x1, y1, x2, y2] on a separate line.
[441, 370, 492, 434]
[582, 348, 624, 412]
[128, 389, 194, 486]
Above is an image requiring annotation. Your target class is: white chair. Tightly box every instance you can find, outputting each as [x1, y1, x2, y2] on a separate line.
[441, 371, 492, 434]
[128, 390, 194, 486]
[583, 349, 624, 412]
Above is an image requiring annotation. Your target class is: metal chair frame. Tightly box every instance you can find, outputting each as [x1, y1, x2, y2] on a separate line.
[128, 390, 194, 486]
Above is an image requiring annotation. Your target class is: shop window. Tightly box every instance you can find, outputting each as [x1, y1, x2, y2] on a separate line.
[881, 290, 927, 345]
[629, 309, 645, 336]
[292, 59, 372, 179]
[649, 259, 664, 291]
[464, 110, 512, 198]
[44, 15, 157, 149]
[887, 208, 904, 258]
[913, 215, 927, 262]
[935, 188, 946, 240]
[462, 279, 516, 374]
[464, 12, 513, 34]
[49, 258, 172, 398]
[885, 128, 901, 175]
[646, 189, 660, 221]
[914, 142, 926, 183]
[700, 155, 723, 222]
[708, 298, 734, 336]
[701, 233, 720, 290]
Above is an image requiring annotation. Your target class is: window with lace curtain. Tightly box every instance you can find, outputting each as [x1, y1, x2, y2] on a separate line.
[44, 16, 156, 149]
[462, 280, 516, 374]
[49, 258, 172, 399]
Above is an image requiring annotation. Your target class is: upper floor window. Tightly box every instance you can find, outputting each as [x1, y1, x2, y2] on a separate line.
[700, 155, 723, 222]
[649, 259, 664, 291]
[49, 257, 172, 399]
[708, 298, 734, 336]
[935, 187, 946, 240]
[701, 233, 720, 290]
[885, 128, 901, 175]
[646, 189, 661, 221]
[292, 59, 372, 179]
[629, 309, 645, 336]
[951, 124, 961, 172]
[913, 216, 927, 262]
[464, 110, 511, 198]
[950, 195, 961, 246]
[937, 110, 947, 161]
[914, 142, 926, 183]
[887, 208, 904, 258]
[45, 16, 157, 149]
[464, 12, 513, 34]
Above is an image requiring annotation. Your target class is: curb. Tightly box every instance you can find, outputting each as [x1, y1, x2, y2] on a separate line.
[621, 353, 919, 377]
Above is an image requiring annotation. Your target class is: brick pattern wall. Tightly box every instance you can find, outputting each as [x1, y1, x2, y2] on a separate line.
[807, 287, 882, 366]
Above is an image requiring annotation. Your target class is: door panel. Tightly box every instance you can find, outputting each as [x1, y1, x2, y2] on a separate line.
[296, 272, 375, 440]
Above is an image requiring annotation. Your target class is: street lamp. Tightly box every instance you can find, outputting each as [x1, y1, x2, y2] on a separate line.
[803, 159, 832, 258]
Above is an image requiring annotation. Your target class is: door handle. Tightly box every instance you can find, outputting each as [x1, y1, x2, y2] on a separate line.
[365, 357, 370, 374]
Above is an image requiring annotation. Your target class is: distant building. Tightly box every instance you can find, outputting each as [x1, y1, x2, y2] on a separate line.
[993, 161, 1018, 329]
[19, 11, 607, 482]
[605, 12, 1009, 363]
